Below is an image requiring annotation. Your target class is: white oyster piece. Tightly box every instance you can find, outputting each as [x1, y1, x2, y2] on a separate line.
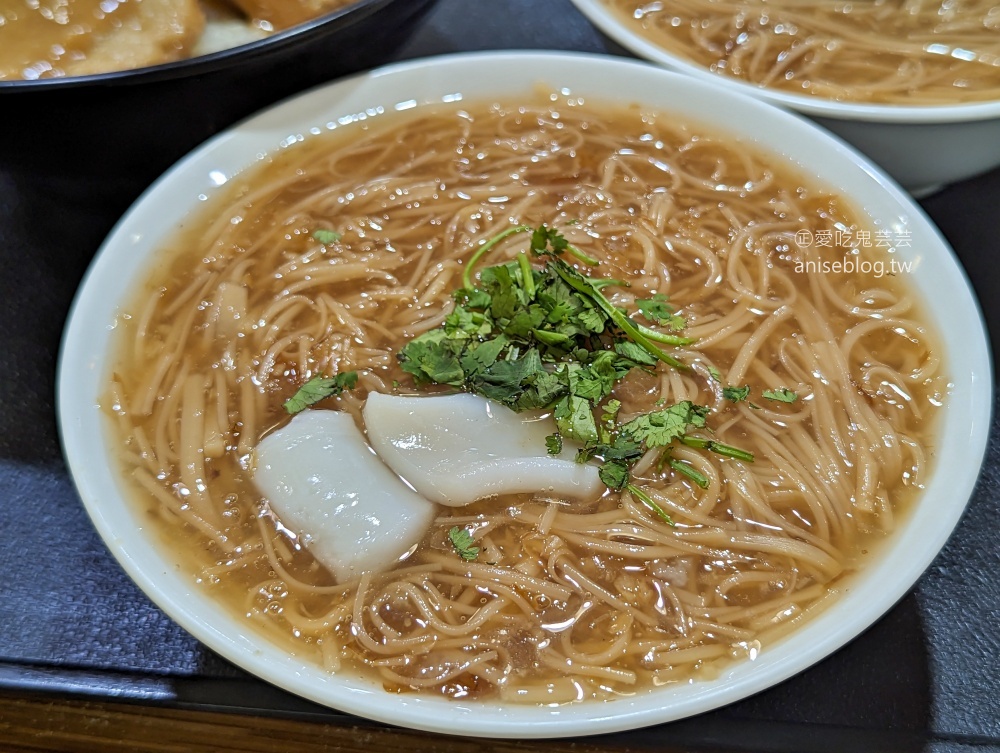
[253, 409, 437, 583]
[363, 392, 602, 507]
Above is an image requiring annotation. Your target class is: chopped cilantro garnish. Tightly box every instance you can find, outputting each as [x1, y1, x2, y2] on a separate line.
[312, 229, 341, 245]
[763, 388, 798, 403]
[399, 225, 692, 414]
[722, 385, 751, 402]
[707, 365, 722, 382]
[394, 223, 757, 524]
[576, 402, 715, 525]
[549, 260, 687, 369]
[448, 526, 480, 561]
[283, 372, 358, 414]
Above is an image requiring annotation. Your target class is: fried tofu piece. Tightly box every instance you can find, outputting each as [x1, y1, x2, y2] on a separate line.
[0, 0, 204, 80]
[194, 0, 268, 56]
[63, 0, 205, 77]
[225, 0, 352, 31]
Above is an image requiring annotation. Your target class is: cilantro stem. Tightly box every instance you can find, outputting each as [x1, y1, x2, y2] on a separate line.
[680, 435, 755, 462]
[462, 225, 531, 289]
[711, 443, 755, 462]
[564, 242, 600, 267]
[517, 251, 536, 299]
[551, 262, 686, 370]
[633, 322, 695, 347]
[668, 458, 709, 488]
[626, 483, 675, 526]
[590, 278, 623, 290]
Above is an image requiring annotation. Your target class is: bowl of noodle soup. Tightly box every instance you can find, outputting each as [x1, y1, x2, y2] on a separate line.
[58, 51, 991, 737]
[568, 0, 1000, 195]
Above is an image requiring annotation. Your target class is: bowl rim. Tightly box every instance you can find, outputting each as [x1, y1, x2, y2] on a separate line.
[57, 49, 993, 738]
[567, 0, 1000, 124]
[0, 0, 405, 90]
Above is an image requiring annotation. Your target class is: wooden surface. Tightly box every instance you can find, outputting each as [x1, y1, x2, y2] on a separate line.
[0, 690, 935, 753]
[0, 691, 681, 753]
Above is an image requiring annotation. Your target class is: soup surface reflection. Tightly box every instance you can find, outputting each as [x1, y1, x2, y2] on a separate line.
[107, 96, 945, 702]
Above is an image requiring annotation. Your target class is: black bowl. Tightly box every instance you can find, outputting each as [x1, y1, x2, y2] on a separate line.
[0, 0, 437, 209]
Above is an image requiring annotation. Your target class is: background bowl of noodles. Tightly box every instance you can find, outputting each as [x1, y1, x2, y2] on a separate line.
[568, 0, 1000, 196]
[58, 51, 991, 737]
[0, 0, 437, 208]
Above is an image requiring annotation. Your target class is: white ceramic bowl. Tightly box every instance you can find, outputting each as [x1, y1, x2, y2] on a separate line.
[568, 0, 1000, 195]
[58, 50, 992, 738]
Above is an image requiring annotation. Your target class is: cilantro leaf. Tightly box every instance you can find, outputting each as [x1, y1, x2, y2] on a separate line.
[599, 459, 631, 491]
[575, 306, 607, 335]
[636, 293, 672, 322]
[613, 340, 659, 368]
[398, 330, 466, 386]
[707, 365, 722, 382]
[475, 348, 545, 403]
[514, 369, 568, 411]
[312, 229, 341, 245]
[445, 306, 492, 339]
[531, 225, 569, 257]
[587, 432, 643, 463]
[545, 433, 563, 456]
[763, 388, 798, 403]
[486, 264, 523, 320]
[448, 527, 480, 561]
[601, 398, 622, 428]
[620, 401, 708, 448]
[283, 372, 358, 414]
[554, 394, 599, 445]
[573, 353, 620, 403]
[637, 293, 686, 331]
[459, 335, 508, 377]
[722, 385, 751, 402]
[455, 287, 492, 309]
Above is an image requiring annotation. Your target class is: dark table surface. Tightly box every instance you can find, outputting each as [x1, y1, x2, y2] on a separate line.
[1, 1, 998, 751]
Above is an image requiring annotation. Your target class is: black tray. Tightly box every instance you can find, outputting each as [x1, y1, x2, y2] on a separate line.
[1, 1, 997, 750]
